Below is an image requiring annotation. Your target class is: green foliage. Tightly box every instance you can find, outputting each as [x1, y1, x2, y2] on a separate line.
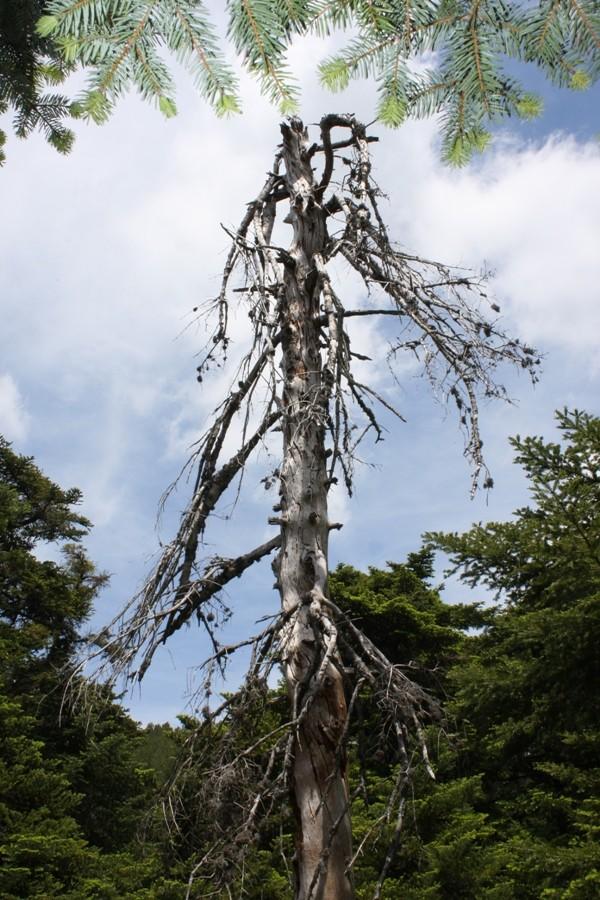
[516, 92, 544, 119]
[571, 69, 592, 90]
[330, 552, 484, 676]
[0, 1, 75, 162]
[429, 409, 600, 609]
[0, 435, 89, 546]
[136, 722, 179, 781]
[7, 0, 595, 163]
[443, 126, 491, 166]
[1, 412, 598, 896]
[426, 408, 600, 897]
[0, 438, 187, 897]
[0, 436, 106, 701]
[39, 0, 241, 127]
[186, 410, 599, 897]
[0, 690, 96, 900]
[226, 0, 301, 112]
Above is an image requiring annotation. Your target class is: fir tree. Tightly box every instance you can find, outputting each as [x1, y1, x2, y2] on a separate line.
[198, 410, 600, 897]
[0, 437, 184, 898]
[426, 409, 600, 898]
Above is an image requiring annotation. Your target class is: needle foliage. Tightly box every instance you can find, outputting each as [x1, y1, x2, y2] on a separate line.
[1, 0, 598, 163]
[0, 0, 75, 163]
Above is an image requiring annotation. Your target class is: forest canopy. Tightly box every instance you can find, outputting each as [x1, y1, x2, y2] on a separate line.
[1, 409, 598, 897]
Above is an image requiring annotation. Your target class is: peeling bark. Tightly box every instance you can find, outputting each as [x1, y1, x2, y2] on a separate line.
[277, 118, 353, 900]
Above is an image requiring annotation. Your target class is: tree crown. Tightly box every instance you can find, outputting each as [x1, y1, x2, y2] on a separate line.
[427, 408, 600, 609]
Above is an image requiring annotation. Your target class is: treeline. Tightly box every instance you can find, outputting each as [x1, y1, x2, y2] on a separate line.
[1, 409, 598, 898]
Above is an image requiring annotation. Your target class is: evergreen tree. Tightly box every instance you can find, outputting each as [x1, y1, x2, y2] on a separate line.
[0, 690, 91, 899]
[0, 434, 102, 701]
[426, 409, 600, 898]
[0, 437, 183, 897]
[195, 410, 598, 897]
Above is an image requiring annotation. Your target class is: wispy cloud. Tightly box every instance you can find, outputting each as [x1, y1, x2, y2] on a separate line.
[0, 374, 31, 442]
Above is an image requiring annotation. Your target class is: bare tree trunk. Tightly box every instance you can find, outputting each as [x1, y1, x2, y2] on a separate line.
[276, 119, 354, 900]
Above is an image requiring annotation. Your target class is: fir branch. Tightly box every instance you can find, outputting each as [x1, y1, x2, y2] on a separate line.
[227, 0, 300, 111]
[468, 0, 491, 114]
[98, 1, 158, 94]
[9, 0, 595, 162]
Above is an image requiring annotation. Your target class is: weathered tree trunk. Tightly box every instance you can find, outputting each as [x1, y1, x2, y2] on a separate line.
[276, 119, 354, 900]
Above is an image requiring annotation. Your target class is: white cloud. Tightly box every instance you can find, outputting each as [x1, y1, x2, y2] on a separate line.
[0, 374, 30, 442]
[373, 125, 600, 361]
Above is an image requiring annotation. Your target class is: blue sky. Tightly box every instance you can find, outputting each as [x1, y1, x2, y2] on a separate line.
[1, 24, 599, 724]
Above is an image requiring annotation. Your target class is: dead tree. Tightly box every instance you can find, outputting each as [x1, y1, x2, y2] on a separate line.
[84, 115, 539, 899]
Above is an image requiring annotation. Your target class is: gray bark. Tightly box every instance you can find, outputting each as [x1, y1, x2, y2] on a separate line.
[276, 119, 354, 900]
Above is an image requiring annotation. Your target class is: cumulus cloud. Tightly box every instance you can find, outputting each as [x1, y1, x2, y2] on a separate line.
[0, 374, 30, 442]
[372, 124, 600, 362]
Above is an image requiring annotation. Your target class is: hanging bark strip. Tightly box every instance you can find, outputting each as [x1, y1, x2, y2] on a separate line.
[74, 114, 541, 900]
